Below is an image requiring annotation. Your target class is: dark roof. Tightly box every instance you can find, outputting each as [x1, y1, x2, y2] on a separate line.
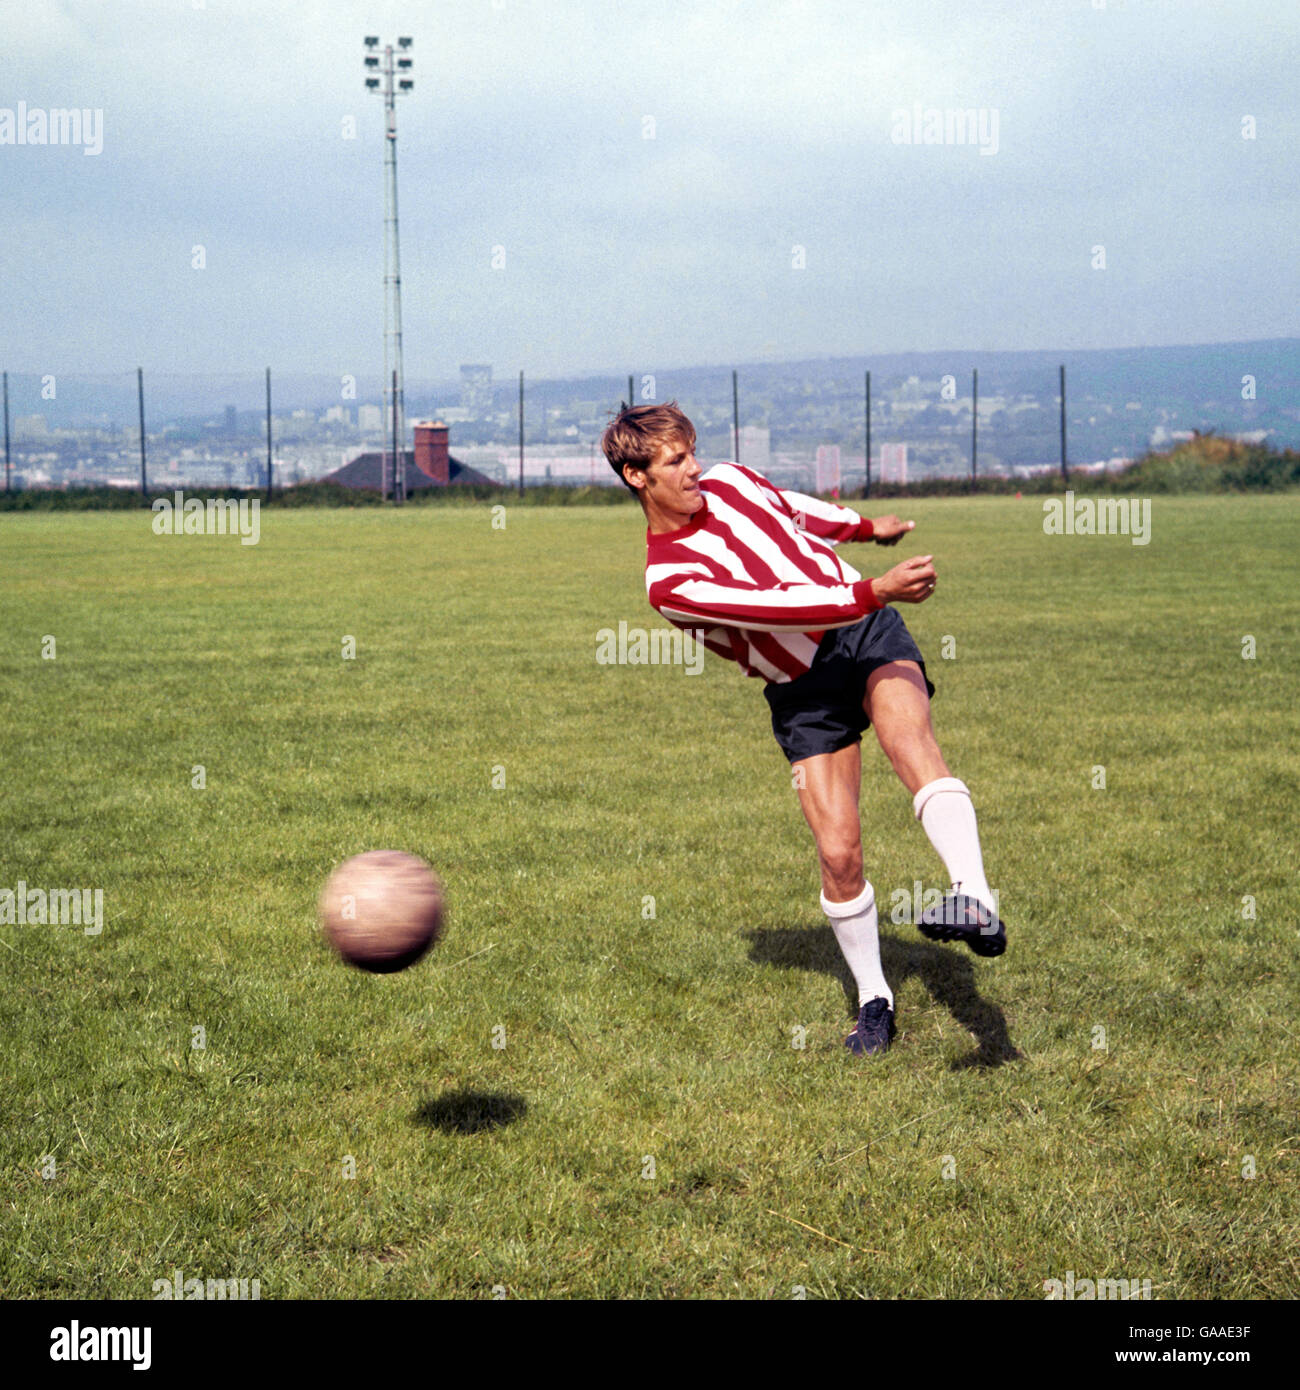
[323, 450, 496, 489]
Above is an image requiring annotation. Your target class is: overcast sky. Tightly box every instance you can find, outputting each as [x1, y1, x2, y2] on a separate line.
[4, 0, 1296, 380]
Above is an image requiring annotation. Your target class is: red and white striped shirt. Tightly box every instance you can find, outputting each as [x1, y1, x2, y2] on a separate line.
[644, 462, 882, 684]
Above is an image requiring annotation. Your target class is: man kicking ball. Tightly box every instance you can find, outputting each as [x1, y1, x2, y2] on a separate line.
[602, 401, 1007, 1057]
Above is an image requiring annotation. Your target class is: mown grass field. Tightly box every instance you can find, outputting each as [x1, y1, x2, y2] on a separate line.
[1, 494, 1297, 1299]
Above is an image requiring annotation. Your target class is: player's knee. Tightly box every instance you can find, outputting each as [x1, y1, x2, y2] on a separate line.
[878, 719, 933, 755]
[880, 724, 941, 773]
[818, 838, 862, 892]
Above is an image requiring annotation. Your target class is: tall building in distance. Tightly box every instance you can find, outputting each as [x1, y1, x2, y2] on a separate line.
[880, 442, 908, 485]
[459, 364, 493, 418]
[358, 404, 383, 433]
[815, 444, 841, 494]
[223, 405, 237, 437]
[737, 425, 771, 472]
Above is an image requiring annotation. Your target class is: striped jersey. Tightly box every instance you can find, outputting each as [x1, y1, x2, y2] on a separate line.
[644, 462, 882, 684]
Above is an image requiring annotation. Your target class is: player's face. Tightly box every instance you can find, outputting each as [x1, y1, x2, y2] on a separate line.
[641, 439, 704, 517]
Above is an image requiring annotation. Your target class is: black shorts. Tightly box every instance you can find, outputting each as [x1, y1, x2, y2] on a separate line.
[763, 608, 935, 764]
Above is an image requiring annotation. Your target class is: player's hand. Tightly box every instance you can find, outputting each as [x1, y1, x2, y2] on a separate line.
[871, 515, 915, 546]
[874, 555, 937, 604]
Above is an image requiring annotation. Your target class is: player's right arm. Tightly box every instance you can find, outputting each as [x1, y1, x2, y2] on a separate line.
[871, 554, 938, 602]
[647, 555, 937, 634]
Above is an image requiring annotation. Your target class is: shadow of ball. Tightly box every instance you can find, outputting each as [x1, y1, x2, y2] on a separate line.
[414, 1089, 528, 1134]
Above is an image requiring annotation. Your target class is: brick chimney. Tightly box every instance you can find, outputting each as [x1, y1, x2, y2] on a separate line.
[414, 420, 450, 485]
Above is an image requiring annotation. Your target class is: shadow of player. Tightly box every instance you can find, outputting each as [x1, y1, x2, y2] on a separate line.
[745, 923, 1021, 1069]
[414, 1089, 528, 1134]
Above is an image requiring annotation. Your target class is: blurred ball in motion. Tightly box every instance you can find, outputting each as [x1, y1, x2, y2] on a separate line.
[319, 850, 444, 973]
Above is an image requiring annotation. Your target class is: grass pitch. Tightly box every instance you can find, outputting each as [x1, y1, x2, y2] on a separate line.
[1, 494, 1297, 1299]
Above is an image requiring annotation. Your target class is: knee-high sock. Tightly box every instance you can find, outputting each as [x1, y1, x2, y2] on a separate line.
[821, 880, 892, 1009]
[913, 777, 995, 915]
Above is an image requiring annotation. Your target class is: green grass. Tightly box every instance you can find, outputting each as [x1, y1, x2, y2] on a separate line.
[1, 496, 1297, 1299]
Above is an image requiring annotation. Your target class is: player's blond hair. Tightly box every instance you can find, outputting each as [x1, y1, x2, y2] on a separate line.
[601, 401, 696, 491]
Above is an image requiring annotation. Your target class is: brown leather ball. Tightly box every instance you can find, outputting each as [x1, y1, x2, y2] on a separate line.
[318, 850, 444, 973]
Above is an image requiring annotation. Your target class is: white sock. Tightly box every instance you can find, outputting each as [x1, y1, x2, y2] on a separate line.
[912, 777, 996, 916]
[821, 880, 892, 1009]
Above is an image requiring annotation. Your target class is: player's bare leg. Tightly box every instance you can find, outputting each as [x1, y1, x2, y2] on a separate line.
[794, 744, 895, 1054]
[863, 661, 949, 795]
[794, 742, 863, 902]
[866, 659, 1007, 956]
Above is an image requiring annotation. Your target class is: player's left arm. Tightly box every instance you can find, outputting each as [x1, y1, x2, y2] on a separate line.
[780, 489, 916, 547]
[863, 513, 915, 546]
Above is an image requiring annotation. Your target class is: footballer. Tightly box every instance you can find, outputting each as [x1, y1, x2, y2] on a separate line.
[602, 401, 1008, 1057]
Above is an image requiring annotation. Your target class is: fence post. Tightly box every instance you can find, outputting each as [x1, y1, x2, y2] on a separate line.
[137, 367, 147, 497]
[1059, 363, 1069, 482]
[265, 367, 273, 502]
[864, 370, 871, 499]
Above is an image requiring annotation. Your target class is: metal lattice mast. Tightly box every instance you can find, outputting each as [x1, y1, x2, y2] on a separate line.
[365, 35, 413, 502]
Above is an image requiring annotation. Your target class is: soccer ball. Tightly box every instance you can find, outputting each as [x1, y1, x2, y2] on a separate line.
[318, 850, 444, 973]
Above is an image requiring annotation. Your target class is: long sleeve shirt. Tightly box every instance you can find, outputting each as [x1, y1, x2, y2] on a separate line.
[643, 461, 882, 683]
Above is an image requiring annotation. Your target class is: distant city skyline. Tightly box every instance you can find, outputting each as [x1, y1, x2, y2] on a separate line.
[4, 0, 1297, 379]
[8, 336, 1293, 495]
